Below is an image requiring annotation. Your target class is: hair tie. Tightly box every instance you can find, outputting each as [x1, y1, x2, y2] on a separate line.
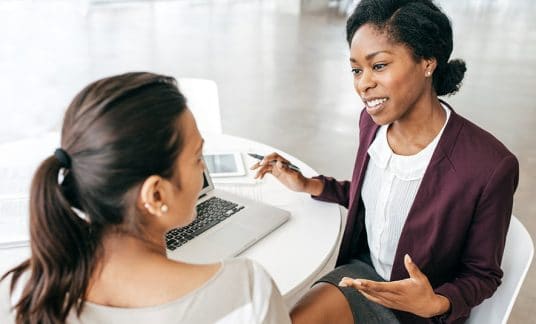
[54, 148, 72, 169]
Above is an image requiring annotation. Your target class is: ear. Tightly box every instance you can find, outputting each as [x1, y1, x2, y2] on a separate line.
[139, 175, 167, 217]
[423, 57, 437, 77]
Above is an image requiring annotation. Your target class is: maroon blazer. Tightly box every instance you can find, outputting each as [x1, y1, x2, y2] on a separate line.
[313, 102, 519, 323]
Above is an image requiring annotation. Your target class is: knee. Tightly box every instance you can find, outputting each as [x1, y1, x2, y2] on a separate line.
[290, 283, 353, 324]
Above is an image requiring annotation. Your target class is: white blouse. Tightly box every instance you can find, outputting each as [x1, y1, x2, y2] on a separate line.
[362, 105, 450, 280]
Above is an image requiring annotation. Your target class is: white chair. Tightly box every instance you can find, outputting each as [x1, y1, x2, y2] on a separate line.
[467, 215, 534, 324]
[177, 78, 223, 135]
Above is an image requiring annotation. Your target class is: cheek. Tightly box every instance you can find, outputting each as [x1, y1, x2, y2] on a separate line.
[387, 71, 422, 104]
[353, 77, 359, 92]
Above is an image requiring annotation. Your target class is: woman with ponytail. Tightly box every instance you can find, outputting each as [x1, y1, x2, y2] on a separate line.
[253, 1, 518, 323]
[0, 72, 291, 324]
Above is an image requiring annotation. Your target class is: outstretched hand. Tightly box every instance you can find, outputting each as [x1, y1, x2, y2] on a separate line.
[250, 152, 308, 192]
[339, 254, 450, 318]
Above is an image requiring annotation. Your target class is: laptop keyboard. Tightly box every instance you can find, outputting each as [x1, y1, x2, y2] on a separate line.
[165, 196, 245, 251]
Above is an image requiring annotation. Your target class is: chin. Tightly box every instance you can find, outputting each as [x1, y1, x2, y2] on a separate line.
[188, 209, 197, 223]
[176, 210, 197, 228]
[370, 114, 393, 126]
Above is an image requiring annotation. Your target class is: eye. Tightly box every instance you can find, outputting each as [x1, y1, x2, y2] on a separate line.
[373, 63, 387, 71]
[351, 68, 362, 76]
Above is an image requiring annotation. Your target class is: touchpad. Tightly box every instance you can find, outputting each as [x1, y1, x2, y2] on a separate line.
[205, 223, 257, 256]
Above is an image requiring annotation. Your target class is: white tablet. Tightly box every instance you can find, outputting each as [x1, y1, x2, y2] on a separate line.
[203, 152, 246, 177]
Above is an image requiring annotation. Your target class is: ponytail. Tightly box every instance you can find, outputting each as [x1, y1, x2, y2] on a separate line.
[1, 156, 99, 323]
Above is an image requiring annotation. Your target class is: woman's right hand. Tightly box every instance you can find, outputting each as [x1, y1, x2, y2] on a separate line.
[250, 152, 310, 193]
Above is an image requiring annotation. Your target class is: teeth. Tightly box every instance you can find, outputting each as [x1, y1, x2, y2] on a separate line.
[366, 98, 387, 107]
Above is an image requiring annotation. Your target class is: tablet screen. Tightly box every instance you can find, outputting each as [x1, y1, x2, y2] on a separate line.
[204, 154, 240, 174]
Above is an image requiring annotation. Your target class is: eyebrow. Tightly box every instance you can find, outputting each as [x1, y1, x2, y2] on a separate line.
[350, 50, 393, 63]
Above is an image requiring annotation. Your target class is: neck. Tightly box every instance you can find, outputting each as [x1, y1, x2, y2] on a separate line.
[388, 95, 446, 154]
[392, 96, 445, 137]
[102, 229, 167, 258]
[85, 228, 184, 306]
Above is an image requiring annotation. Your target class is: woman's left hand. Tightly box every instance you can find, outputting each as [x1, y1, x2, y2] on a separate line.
[339, 254, 451, 318]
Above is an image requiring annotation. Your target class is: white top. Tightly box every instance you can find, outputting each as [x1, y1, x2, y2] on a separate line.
[0, 258, 291, 324]
[362, 105, 451, 280]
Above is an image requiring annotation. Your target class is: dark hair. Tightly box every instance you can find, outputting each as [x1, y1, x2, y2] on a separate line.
[1, 72, 188, 323]
[346, 0, 466, 96]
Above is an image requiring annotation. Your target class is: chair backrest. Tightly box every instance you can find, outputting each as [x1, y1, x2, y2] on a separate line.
[467, 215, 534, 324]
[177, 78, 222, 135]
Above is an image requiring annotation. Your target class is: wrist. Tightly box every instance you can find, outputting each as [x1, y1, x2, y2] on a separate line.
[304, 178, 323, 196]
[430, 294, 451, 318]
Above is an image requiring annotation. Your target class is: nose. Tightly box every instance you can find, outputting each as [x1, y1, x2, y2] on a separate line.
[355, 69, 375, 97]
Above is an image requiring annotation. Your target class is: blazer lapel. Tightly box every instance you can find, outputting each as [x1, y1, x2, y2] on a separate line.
[349, 119, 380, 208]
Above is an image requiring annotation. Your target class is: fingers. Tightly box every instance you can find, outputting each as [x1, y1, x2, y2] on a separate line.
[251, 154, 294, 179]
[339, 278, 400, 309]
[404, 254, 424, 280]
[359, 290, 399, 310]
[250, 161, 260, 170]
[262, 152, 290, 165]
[338, 278, 387, 291]
[339, 277, 407, 295]
[249, 152, 290, 170]
[254, 165, 273, 179]
[354, 279, 397, 293]
[343, 283, 403, 309]
[338, 277, 359, 288]
[274, 160, 296, 174]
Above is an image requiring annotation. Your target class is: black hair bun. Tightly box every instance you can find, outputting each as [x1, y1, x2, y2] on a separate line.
[434, 59, 467, 96]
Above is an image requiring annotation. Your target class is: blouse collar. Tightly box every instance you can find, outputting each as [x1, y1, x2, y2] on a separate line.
[367, 104, 451, 181]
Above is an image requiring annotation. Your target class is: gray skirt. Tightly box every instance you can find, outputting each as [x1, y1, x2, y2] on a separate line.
[314, 259, 400, 324]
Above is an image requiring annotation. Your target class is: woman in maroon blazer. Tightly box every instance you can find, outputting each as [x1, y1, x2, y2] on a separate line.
[252, 0, 519, 323]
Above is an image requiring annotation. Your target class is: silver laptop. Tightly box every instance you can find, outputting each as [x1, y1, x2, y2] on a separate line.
[166, 168, 290, 263]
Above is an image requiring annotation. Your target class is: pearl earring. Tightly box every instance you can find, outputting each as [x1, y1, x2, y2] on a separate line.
[144, 203, 150, 210]
[160, 204, 168, 213]
[426, 71, 432, 77]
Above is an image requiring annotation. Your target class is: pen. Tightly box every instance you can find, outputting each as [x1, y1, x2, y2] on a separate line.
[248, 153, 301, 172]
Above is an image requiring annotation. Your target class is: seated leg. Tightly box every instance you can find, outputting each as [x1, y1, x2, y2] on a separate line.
[290, 282, 354, 324]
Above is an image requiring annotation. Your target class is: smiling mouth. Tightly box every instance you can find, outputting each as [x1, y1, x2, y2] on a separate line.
[364, 97, 388, 109]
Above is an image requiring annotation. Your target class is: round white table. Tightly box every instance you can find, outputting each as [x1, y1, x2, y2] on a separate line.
[0, 132, 343, 308]
[204, 134, 343, 307]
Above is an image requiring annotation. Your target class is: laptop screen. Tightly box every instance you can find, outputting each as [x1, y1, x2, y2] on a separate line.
[198, 168, 214, 199]
[202, 171, 209, 189]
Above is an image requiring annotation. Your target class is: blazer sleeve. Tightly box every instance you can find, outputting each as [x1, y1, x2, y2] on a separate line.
[310, 175, 351, 209]
[434, 154, 519, 323]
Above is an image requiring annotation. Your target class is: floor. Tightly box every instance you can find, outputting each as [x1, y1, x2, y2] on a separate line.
[0, 0, 534, 322]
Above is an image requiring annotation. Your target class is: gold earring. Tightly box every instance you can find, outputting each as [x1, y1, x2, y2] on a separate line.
[160, 204, 168, 213]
